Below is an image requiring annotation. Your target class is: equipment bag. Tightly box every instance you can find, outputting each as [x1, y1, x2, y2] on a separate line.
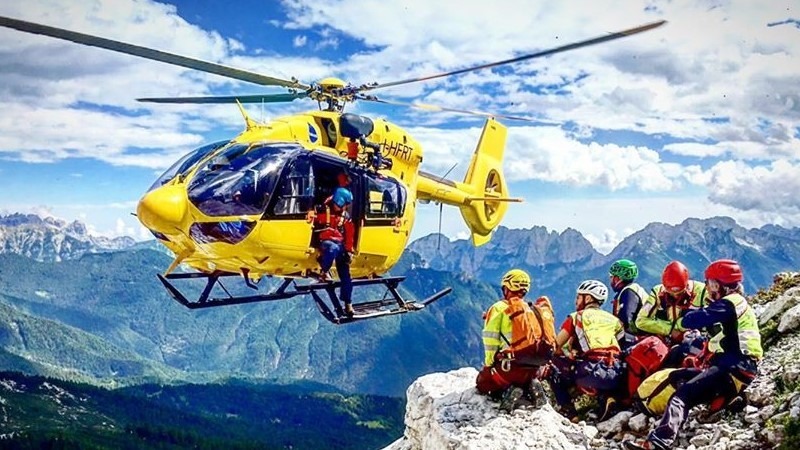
[531, 296, 557, 355]
[499, 297, 556, 365]
[625, 335, 670, 397]
[634, 368, 677, 416]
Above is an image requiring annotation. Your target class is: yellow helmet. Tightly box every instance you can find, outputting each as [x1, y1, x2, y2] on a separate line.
[501, 269, 531, 292]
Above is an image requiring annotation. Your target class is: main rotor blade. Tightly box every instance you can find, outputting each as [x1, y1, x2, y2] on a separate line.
[137, 93, 308, 104]
[363, 20, 666, 92]
[359, 95, 556, 124]
[0, 15, 310, 90]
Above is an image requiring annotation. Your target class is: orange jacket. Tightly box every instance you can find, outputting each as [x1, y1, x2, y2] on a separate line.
[314, 208, 354, 252]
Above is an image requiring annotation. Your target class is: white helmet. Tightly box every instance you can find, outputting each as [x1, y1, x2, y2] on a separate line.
[577, 279, 609, 305]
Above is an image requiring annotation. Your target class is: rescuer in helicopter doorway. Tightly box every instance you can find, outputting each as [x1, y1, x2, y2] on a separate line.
[314, 171, 356, 316]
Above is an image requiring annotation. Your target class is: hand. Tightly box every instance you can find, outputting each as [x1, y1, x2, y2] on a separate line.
[670, 329, 684, 343]
[343, 252, 353, 264]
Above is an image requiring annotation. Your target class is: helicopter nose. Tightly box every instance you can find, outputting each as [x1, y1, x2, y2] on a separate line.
[136, 184, 189, 233]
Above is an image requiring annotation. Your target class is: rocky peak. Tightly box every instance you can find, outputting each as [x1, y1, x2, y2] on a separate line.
[0, 213, 135, 262]
[385, 368, 596, 450]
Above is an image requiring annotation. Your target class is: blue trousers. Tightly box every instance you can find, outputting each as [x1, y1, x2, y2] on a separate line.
[551, 356, 624, 412]
[319, 240, 352, 304]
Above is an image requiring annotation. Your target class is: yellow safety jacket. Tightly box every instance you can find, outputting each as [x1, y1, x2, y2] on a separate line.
[636, 280, 708, 336]
[481, 298, 517, 367]
[567, 307, 624, 357]
[708, 293, 763, 359]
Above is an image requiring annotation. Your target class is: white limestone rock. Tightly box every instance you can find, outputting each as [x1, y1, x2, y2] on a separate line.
[779, 302, 800, 333]
[760, 286, 800, 326]
[385, 368, 591, 450]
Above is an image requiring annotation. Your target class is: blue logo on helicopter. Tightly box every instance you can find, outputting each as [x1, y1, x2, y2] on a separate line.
[308, 123, 318, 143]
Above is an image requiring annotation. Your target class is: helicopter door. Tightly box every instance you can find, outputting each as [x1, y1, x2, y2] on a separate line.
[356, 173, 408, 272]
[264, 155, 316, 271]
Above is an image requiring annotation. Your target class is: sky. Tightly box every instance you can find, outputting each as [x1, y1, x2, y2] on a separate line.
[0, 1, 798, 254]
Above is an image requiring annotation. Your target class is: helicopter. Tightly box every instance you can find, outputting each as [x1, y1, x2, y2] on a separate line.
[0, 15, 665, 324]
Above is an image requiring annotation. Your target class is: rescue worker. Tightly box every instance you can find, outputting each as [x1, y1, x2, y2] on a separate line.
[476, 269, 552, 411]
[624, 259, 762, 450]
[635, 261, 708, 345]
[609, 259, 648, 348]
[314, 171, 355, 316]
[550, 280, 625, 422]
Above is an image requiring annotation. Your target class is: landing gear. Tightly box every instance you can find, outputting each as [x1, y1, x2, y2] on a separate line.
[157, 271, 451, 324]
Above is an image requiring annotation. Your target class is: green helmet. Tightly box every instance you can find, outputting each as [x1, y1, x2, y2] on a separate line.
[609, 259, 638, 281]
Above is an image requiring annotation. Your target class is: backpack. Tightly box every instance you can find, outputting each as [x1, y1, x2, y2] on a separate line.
[634, 368, 677, 416]
[500, 297, 556, 365]
[625, 335, 670, 397]
[531, 296, 557, 353]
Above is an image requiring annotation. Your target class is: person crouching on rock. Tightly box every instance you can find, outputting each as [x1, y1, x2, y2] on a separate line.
[550, 280, 626, 423]
[476, 269, 554, 412]
[624, 259, 763, 450]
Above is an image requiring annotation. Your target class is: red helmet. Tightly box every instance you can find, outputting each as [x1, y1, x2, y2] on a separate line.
[705, 259, 743, 284]
[662, 261, 690, 294]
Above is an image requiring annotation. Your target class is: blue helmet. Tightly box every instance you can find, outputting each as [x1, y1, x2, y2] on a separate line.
[331, 187, 353, 207]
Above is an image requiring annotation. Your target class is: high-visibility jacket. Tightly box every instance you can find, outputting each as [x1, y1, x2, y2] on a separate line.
[612, 282, 647, 334]
[566, 307, 624, 358]
[636, 280, 708, 337]
[314, 206, 354, 252]
[708, 293, 763, 360]
[481, 297, 538, 367]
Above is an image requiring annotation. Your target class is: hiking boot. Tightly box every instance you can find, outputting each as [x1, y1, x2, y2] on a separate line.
[598, 397, 619, 422]
[344, 303, 355, 317]
[557, 406, 579, 423]
[526, 379, 548, 408]
[623, 435, 670, 450]
[499, 387, 524, 412]
[727, 394, 747, 413]
[317, 271, 331, 283]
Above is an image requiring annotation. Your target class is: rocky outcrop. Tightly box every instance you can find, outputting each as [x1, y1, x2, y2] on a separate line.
[387, 273, 800, 450]
[385, 368, 598, 450]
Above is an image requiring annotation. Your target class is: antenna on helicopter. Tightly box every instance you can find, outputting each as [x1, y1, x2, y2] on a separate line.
[435, 162, 458, 251]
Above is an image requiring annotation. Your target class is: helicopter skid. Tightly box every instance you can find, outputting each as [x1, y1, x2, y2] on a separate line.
[157, 272, 451, 324]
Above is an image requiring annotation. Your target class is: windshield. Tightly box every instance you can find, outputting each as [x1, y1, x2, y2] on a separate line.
[187, 142, 301, 217]
[148, 140, 229, 192]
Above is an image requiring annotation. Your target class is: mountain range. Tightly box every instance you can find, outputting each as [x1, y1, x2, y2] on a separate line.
[1, 213, 800, 398]
[0, 213, 135, 262]
[404, 217, 800, 317]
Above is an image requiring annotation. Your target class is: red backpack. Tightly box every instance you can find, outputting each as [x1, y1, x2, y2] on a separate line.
[625, 336, 669, 397]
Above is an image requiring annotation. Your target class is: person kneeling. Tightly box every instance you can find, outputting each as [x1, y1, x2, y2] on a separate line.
[476, 269, 555, 412]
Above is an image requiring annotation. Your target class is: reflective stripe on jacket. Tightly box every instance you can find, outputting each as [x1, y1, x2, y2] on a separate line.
[568, 307, 624, 357]
[708, 293, 763, 359]
[613, 282, 647, 333]
[636, 280, 707, 336]
[482, 299, 515, 367]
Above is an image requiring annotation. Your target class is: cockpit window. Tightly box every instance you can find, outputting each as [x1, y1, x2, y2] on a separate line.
[187, 142, 300, 217]
[148, 140, 229, 192]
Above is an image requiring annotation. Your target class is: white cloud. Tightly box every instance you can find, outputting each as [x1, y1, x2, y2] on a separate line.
[293, 35, 307, 47]
[585, 229, 624, 256]
[705, 160, 800, 215]
[408, 123, 687, 191]
[1, 0, 799, 248]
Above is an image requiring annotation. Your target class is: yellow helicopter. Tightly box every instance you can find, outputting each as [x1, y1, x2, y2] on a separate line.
[0, 16, 665, 323]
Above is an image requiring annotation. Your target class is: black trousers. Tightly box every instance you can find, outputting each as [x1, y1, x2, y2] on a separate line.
[651, 364, 743, 444]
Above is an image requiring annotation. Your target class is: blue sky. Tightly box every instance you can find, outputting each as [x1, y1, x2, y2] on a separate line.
[0, 1, 798, 253]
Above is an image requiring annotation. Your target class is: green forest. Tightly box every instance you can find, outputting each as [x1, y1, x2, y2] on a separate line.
[0, 371, 404, 450]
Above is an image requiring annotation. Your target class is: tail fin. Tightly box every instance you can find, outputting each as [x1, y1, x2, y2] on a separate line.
[459, 119, 513, 246]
